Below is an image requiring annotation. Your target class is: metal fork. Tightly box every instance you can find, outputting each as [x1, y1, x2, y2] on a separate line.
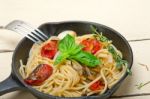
[5, 20, 48, 43]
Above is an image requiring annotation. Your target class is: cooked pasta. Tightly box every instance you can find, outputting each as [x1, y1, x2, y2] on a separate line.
[19, 29, 128, 97]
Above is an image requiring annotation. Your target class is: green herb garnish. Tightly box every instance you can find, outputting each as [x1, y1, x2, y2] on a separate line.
[70, 51, 101, 67]
[91, 25, 131, 75]
[108, 46, 125, 68]
[108, 45, 132, 75]
[54, 34, 101, 67]
[90, 25, 110, 42]
[136, 81, 150, 90]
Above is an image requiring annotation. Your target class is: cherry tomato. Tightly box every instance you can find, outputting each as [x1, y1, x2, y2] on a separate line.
[41, 40, 58, 59]
[80, 38, 102, 54]
[24, 64, 53, 86]
[89, 80, 104, 91]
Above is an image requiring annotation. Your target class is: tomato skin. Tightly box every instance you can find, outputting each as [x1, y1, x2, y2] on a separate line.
[89, 80, 104, 91]
[24, 64, 53, 86]
[81, 39, 102, 54]
[41, 41, 58, 59]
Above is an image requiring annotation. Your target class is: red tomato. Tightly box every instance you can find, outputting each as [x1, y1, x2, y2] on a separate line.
[41, 41, 58, 59]
[24, 64, 53, 86]
[81, 39, 102, 54]
[89, 80, 104, 91]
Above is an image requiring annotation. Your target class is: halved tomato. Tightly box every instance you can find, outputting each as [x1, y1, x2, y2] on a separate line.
[80, 38, 102, 54]
[41, 40, 58, 59]
[24, 64, 53, 86]
[89, 80, 104, 91]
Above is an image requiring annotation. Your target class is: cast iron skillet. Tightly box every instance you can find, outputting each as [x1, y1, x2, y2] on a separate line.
[0, 21, 133, 99]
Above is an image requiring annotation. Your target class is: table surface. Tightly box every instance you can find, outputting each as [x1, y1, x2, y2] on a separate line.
[0, 0, 150, 99]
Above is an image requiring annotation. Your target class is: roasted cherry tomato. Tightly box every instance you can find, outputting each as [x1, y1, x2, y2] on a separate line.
[80, 38, 102, 54]
[41, 40, 58, 59]
[24, 64, 53, 86]
[89, 80, 104, 91]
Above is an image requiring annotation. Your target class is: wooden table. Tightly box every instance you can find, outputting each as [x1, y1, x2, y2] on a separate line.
[0, 0, 150, 99]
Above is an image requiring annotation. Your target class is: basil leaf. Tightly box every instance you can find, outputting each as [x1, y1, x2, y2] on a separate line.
[58, 34, 82, 54]
[54, 34, 101, 67]
[55, 34, 83, 65]
[70, 51, 101, 67]
[69, 45, 83, 55]
[58, 34, 76, 52]
[54, 53, 69, 65]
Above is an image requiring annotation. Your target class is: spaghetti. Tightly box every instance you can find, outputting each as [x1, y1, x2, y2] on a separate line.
[19, 30, 128, 97]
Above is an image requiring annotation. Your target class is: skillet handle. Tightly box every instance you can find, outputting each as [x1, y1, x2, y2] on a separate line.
[0, 74, 24, 96]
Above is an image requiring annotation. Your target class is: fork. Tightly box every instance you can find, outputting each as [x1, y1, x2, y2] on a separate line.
[5, 20, 48, 43]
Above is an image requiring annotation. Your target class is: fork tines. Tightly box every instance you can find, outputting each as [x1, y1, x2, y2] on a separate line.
[5, 20, 48, 43]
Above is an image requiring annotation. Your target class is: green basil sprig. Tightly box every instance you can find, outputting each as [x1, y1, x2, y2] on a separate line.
[54, 34, 101, 67]
[70, 51, 100, 67]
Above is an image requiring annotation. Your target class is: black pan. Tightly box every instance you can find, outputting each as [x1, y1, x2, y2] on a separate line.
[0, 21, 133, 99]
